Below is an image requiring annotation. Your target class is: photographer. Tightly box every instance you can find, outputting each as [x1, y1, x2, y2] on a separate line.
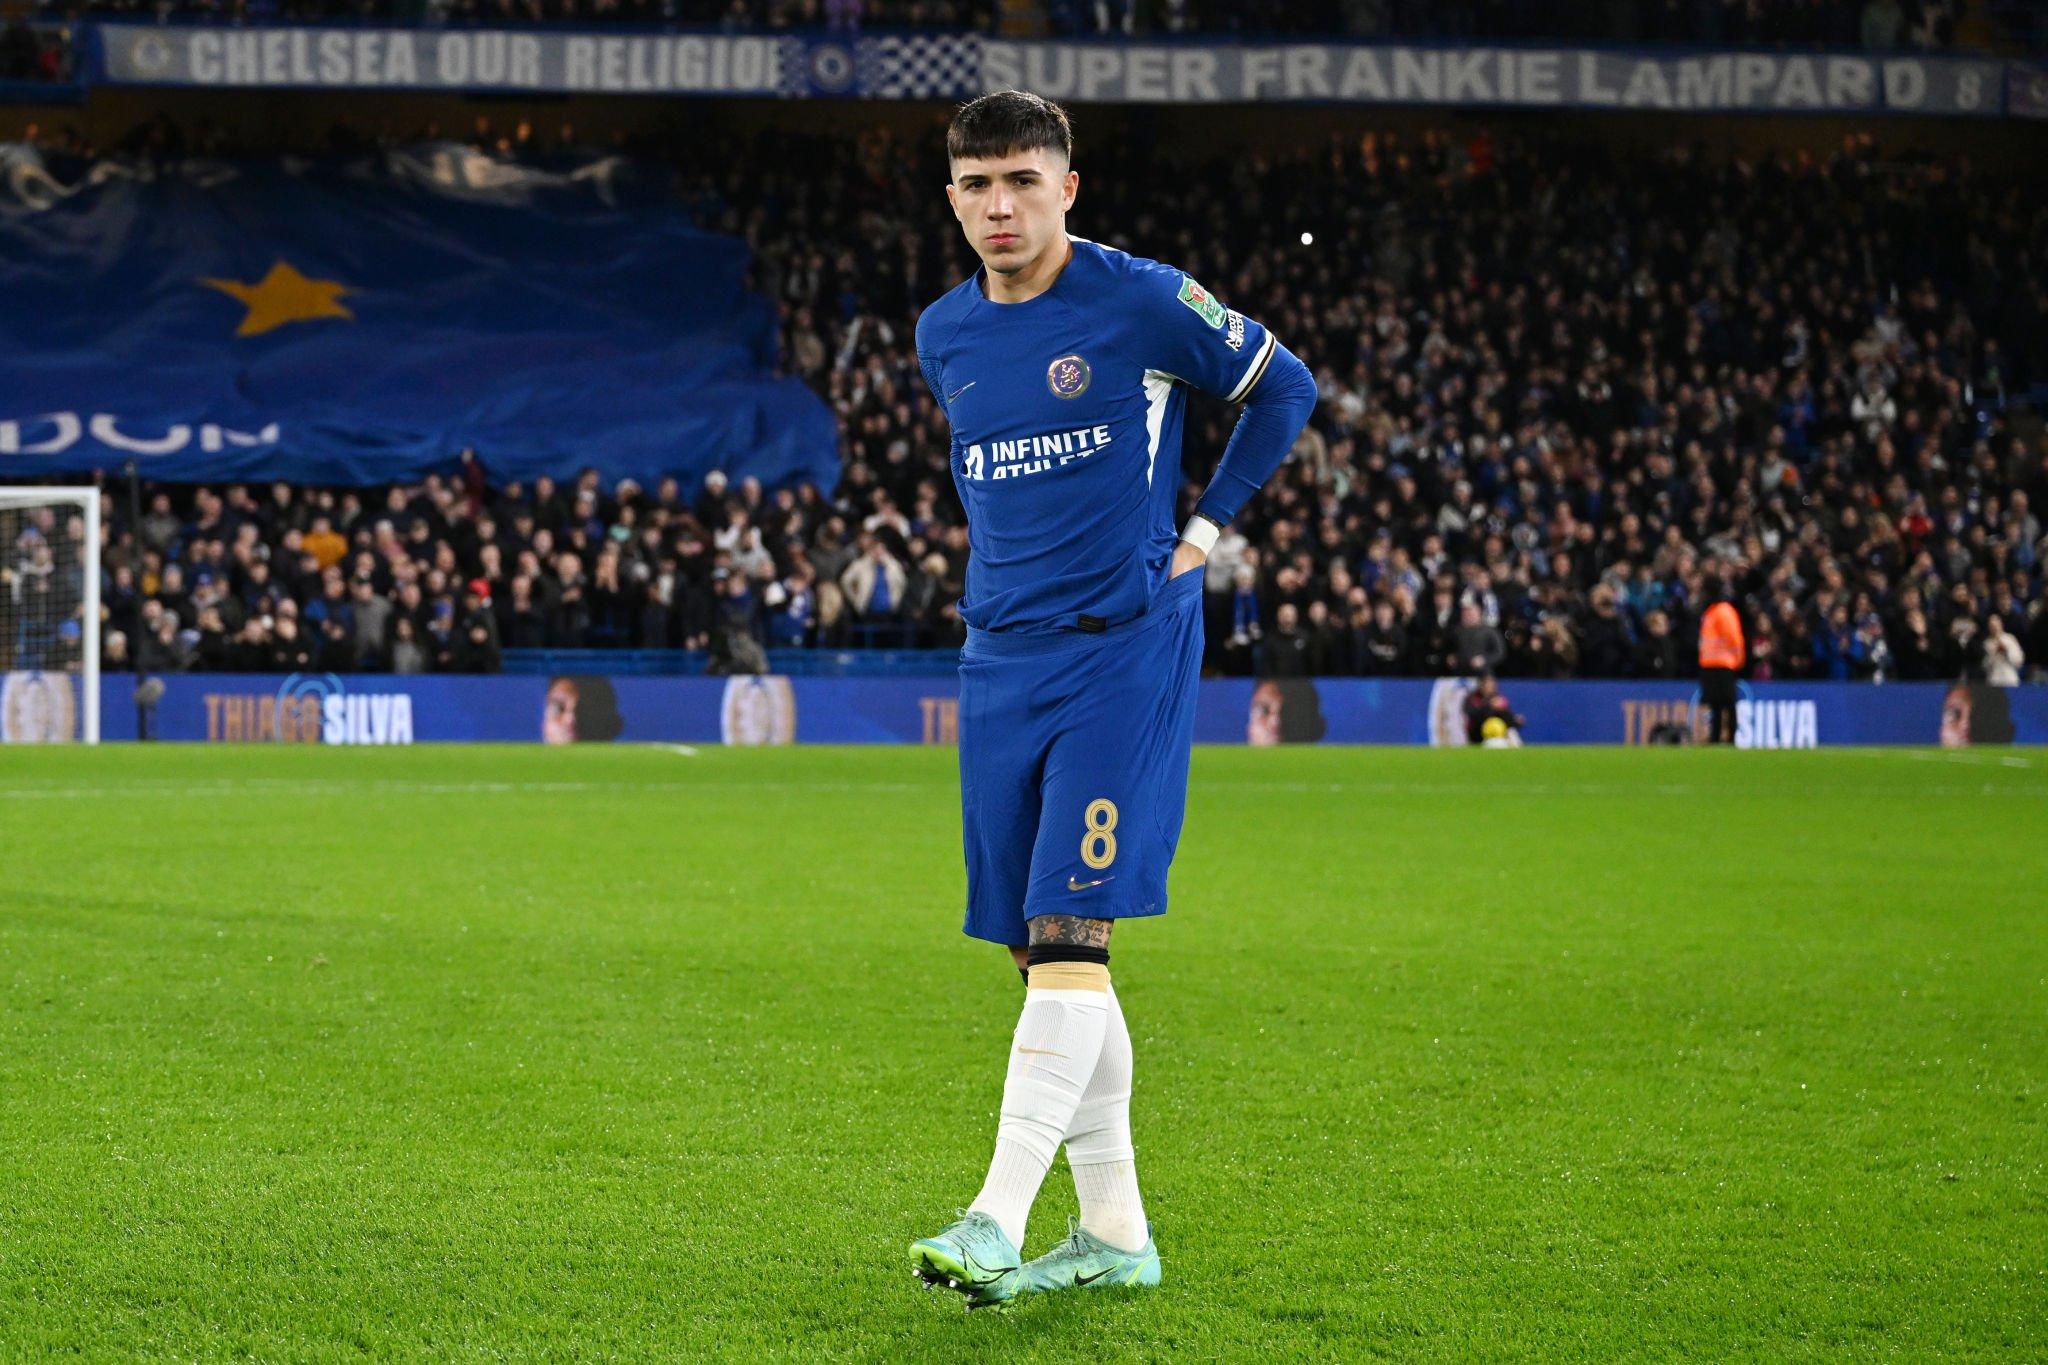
[1462, 673, 1526, 748]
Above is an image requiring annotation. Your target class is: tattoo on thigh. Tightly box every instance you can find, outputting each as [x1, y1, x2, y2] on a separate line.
[1028, 914, 1113, 949]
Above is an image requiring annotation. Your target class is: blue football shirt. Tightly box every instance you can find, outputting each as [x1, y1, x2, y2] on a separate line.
[915, 237, 1278, 635]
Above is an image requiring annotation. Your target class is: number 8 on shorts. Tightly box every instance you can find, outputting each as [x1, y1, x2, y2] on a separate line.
[1081, 798, 1119, 870]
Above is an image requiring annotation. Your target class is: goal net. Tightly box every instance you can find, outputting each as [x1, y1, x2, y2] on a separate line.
[0, 487, 99, 744]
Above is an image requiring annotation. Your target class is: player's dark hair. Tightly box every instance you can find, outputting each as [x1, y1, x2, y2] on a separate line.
[565, 675, 625, 742]
[1964, 682, 2016, 744]
[947, 90, 1073, 168]
[1277, 679, 1328, 744]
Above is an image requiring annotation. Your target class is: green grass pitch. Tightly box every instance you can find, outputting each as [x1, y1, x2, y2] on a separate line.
[3, 744, 2044, 1360]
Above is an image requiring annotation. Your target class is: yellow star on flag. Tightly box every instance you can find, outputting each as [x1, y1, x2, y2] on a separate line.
[199, 260, 354, 338]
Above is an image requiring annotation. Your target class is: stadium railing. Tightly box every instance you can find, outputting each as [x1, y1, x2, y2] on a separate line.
[500, 647, 960, 677]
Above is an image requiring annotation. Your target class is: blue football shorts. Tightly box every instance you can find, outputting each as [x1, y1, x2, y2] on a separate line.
[956, 567, 1205, 946]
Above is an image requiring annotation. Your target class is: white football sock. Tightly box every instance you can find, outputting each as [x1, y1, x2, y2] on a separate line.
[968, 964, 1112, 1250]
[1065, 986, 1149, 1252]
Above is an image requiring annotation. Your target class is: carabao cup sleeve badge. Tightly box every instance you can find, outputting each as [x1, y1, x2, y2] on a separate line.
[1047, 353, 1092, 399]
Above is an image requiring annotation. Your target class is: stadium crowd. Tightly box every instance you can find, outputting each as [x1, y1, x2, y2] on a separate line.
[27, 0, 2016, 51]
[33, 122, 2046, 683]
[0, 19, 70, 81]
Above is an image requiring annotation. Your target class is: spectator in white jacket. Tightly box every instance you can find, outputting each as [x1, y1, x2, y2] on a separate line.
[839, 534, 907, 618]
[1982, 616, 2025, 686]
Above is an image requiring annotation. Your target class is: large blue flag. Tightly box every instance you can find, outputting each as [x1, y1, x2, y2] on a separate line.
[0, 142, 838, 492]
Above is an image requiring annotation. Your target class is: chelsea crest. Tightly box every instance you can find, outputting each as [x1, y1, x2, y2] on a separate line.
[1046, 353, 1091, 399]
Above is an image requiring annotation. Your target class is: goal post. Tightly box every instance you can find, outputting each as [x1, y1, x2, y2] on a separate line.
[0, 486, 100, 744]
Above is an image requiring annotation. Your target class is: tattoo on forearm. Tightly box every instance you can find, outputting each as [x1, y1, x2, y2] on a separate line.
[1028, 914, 1113, 948]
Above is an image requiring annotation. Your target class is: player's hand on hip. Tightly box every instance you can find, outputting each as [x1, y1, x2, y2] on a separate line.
[1169, 540, 1208, 582]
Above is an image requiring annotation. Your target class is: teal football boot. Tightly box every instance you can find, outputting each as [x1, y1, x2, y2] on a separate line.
[1017, 1219, 1161, 1294]
[909, 1211, 1023, 1308]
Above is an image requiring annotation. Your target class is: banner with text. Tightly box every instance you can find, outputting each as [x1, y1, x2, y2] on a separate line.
[2009, 60, 2048, 118]
[91, 27, 2017, 116]
[85, 672, 2048, 747]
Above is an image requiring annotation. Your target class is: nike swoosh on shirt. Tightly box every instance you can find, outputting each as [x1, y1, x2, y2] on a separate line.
[946, 381, 976, 403]
[1067, 875, 1114, 892]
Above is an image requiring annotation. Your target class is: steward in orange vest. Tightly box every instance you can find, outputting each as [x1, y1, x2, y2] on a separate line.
[1700, 601, 1745, 671]
[1698, 595, 1745, 745]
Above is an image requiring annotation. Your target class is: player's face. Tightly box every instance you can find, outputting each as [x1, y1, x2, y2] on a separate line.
[1248, 682, 1283, 748]
[945, 148, 1077, 276]
[543, 679, 578, 745]
[1940, 686, 1970, 749]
